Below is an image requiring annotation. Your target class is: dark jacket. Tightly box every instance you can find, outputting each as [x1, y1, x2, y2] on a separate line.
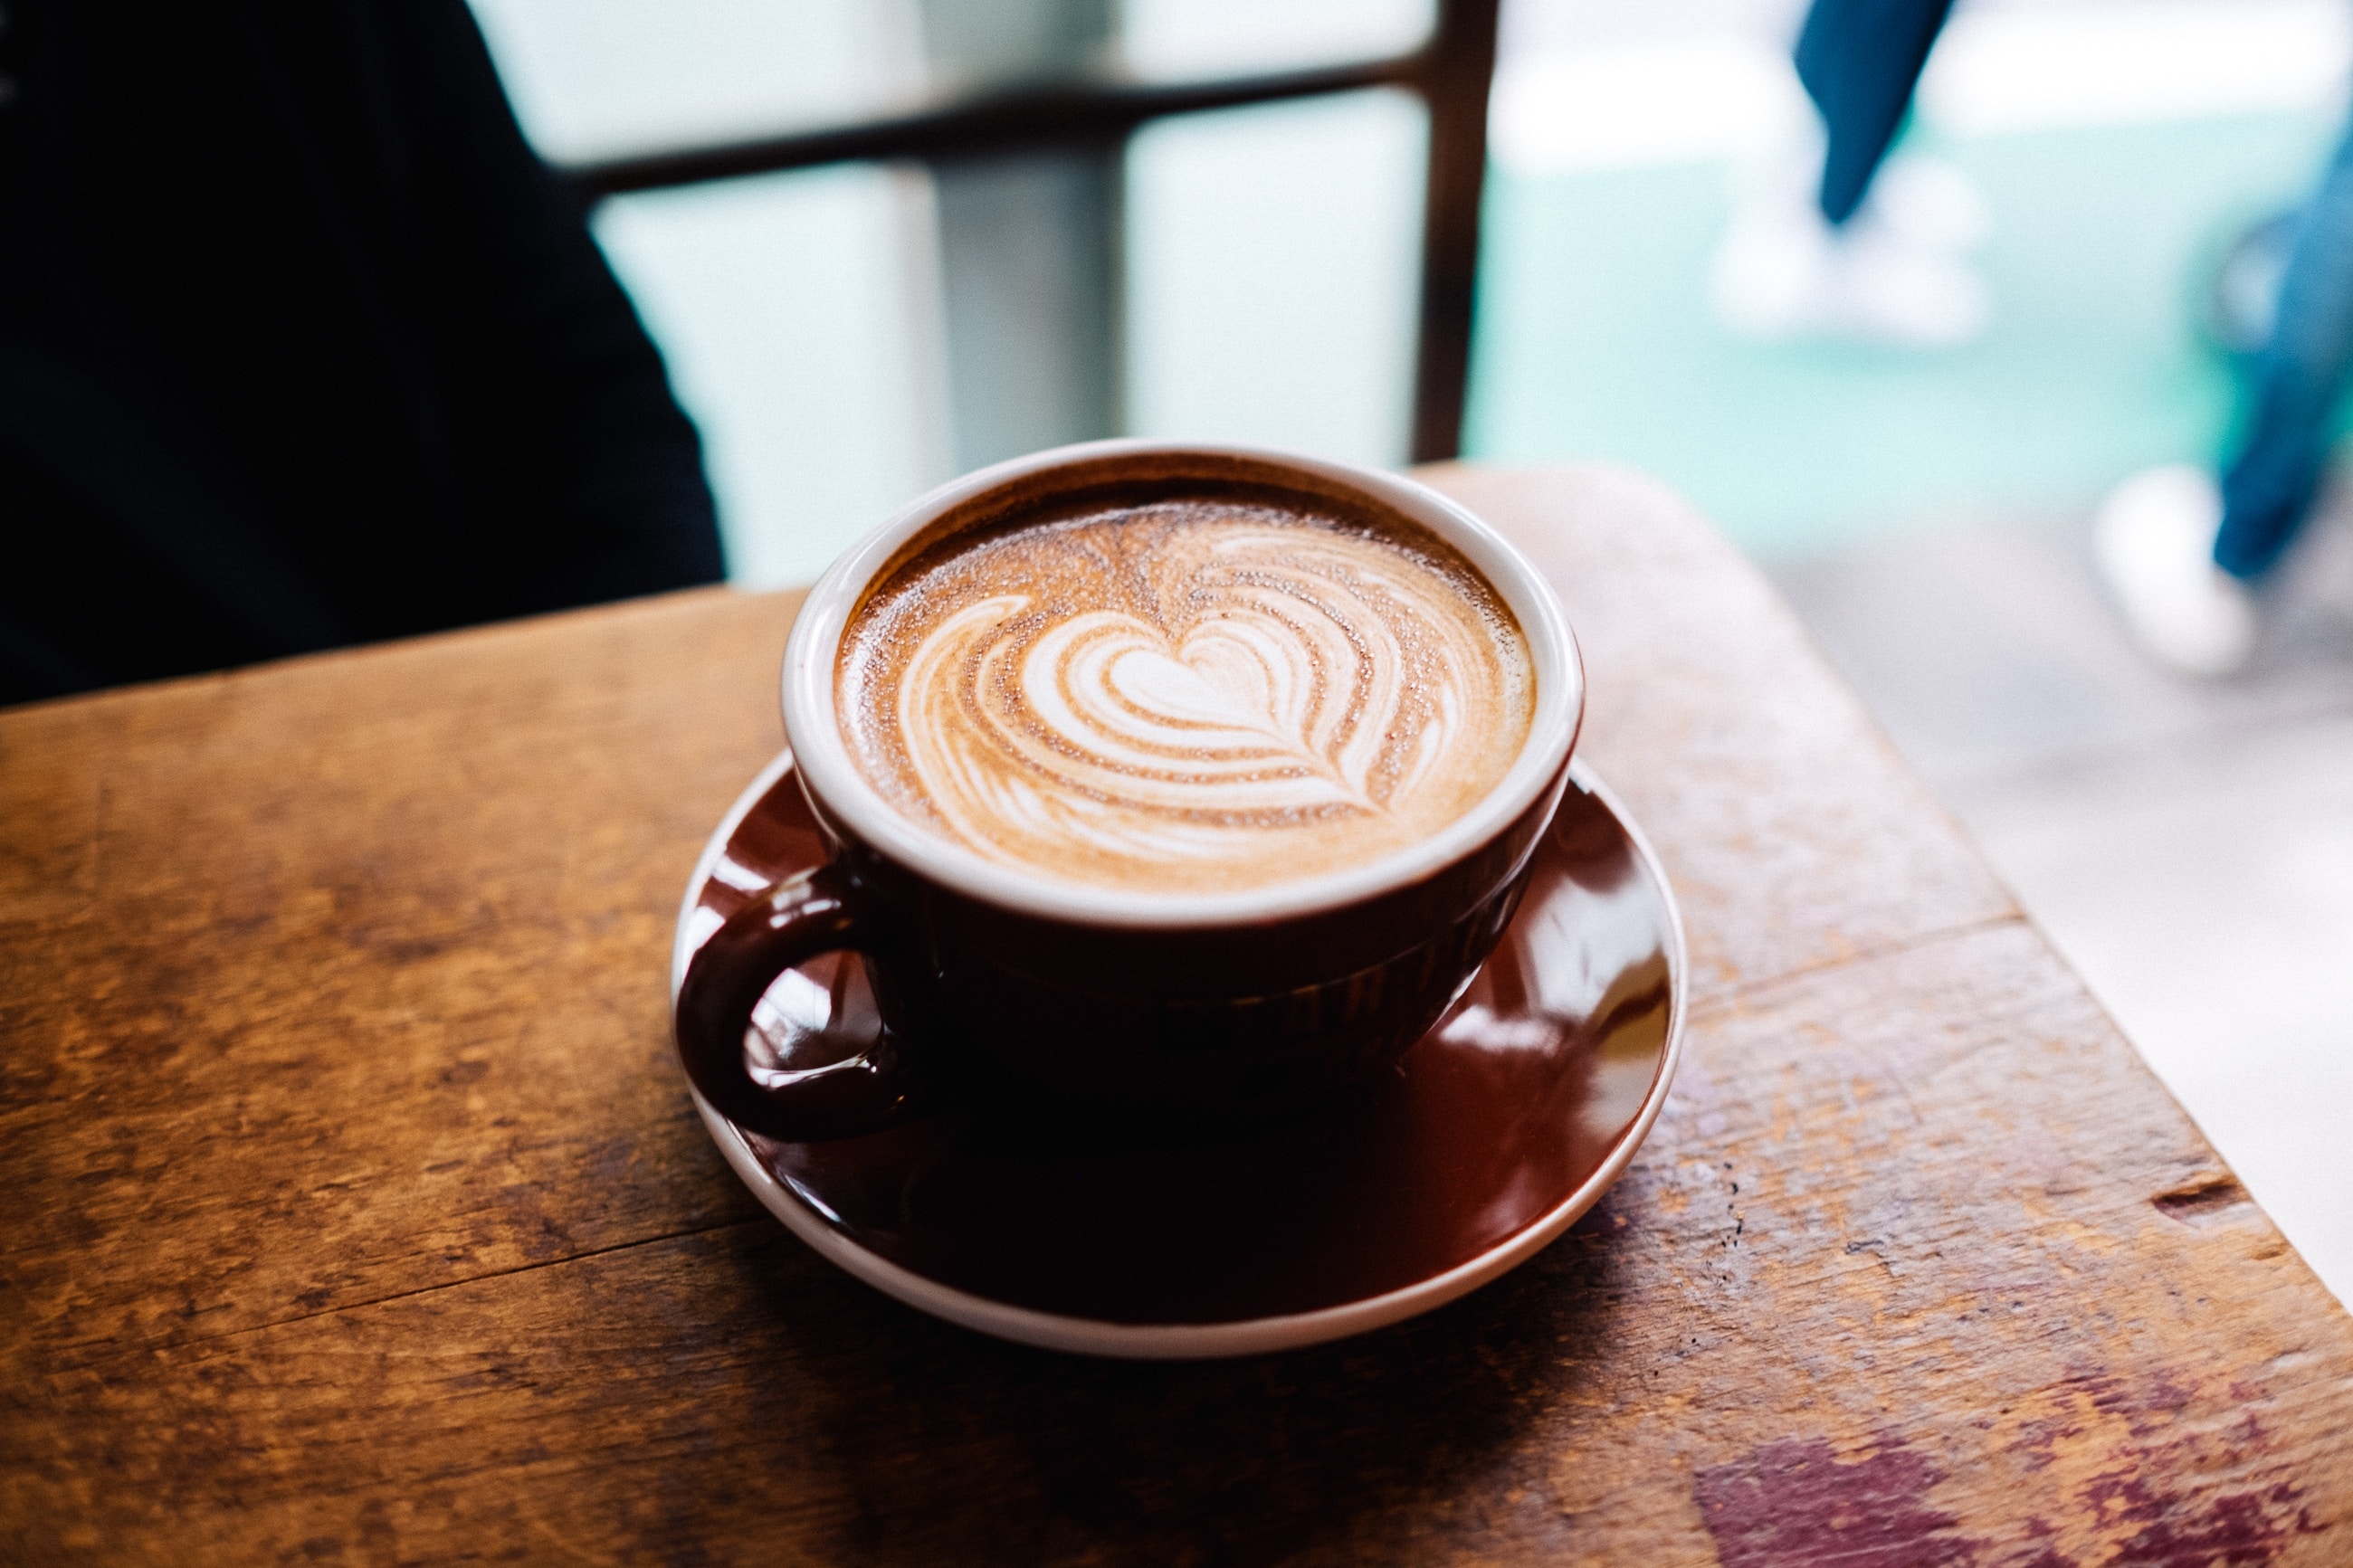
[0, 0, 724, 704]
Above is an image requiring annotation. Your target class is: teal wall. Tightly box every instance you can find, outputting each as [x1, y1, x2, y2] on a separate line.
[1467, 112, 2343, 557]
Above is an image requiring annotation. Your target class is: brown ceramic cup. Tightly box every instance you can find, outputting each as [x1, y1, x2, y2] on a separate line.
[675, 442, 1584, 1141]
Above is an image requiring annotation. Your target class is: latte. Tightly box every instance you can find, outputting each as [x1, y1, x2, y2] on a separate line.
[835, 490, 1537, 895]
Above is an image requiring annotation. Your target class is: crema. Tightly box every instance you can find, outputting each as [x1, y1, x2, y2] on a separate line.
[835, 495, 1536, 895]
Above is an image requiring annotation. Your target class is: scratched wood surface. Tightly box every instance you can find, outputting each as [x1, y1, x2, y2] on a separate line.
[4, 465, 2348, 1566]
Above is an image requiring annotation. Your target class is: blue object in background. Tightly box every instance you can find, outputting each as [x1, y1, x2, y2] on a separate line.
[1466, 111, 2343, 560]
[2219, 114, 2353, 577]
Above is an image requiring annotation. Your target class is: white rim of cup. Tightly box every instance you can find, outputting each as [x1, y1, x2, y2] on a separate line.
[669, 755, 1688, 1359]
[780, 439, 1583, 930]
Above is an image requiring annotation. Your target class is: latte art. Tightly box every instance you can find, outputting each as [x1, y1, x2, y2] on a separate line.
[837, 499, 1536, 894]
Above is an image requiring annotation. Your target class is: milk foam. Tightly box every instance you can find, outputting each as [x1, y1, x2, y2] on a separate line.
[836, 499, 1535, 895]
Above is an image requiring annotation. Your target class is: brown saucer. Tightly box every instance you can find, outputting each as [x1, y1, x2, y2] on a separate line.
[672, 753, 1685, 1358]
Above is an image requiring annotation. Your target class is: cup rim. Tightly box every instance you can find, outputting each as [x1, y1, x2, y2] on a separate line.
[780, 439, 1583, 930]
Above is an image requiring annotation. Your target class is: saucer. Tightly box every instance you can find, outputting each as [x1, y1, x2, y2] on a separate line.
[672, 752, 1686, 1359]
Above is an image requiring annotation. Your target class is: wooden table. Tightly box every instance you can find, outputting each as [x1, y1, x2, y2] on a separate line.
[6, 466, 2348, 1565]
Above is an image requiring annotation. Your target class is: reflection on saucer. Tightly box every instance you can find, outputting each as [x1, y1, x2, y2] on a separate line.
[673, 754, 1685, 1358]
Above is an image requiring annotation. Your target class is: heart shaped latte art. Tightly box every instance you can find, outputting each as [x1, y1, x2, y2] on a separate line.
[838, 502, 1535, 895]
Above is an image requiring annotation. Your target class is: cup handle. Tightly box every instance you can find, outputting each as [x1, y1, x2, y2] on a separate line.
[676, 862, 929, 1141]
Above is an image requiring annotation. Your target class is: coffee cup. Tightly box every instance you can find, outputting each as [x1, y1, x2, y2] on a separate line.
[675, 441, 1583, 1140]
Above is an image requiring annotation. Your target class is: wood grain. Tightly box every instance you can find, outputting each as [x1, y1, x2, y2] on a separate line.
[1424, 464, 2020, 997]
[5, 464, 2347, 1565]
[0, 588, 796, 1366]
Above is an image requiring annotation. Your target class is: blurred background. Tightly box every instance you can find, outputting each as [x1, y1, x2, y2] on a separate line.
[469, 0, 2349, 1301]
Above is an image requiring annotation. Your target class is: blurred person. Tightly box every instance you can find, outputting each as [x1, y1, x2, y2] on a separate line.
[0, 0, 724, 707]
[2094, 119, 2353, 677]
[1712, 0, 1992, 347]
